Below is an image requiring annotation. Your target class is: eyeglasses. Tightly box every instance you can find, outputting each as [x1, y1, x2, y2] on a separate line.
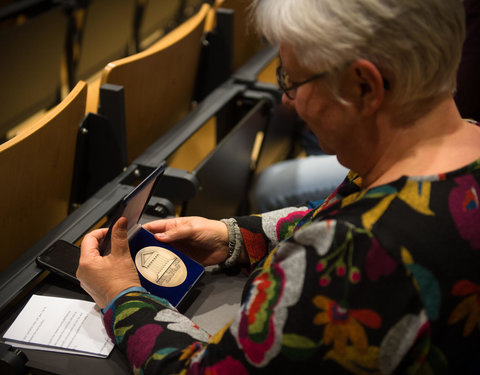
[276, 65, 328, 100]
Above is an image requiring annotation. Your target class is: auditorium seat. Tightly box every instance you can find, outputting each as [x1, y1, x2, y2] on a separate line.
[204, 0, 276, 86]
[87, 3, 211, 163]
[212, 0, 265, 71]
[183, 0, 208, 18]
[71, 0, 136, 86]
[0, 81, 87, 271]
[0, 3, 68, 141]
[135, 0, 184, 51]
[170, 1, 280, 177]
[178, 98, 272, 218]
[137, 83, 275, 219]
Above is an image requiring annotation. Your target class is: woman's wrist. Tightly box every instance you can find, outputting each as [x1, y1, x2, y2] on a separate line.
[219, 218, 245, 267]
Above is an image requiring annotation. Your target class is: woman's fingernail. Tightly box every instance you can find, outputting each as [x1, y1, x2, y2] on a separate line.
[118, 217, 128, 230]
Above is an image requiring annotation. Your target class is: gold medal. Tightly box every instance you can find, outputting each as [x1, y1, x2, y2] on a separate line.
[135, 246, 187, 287]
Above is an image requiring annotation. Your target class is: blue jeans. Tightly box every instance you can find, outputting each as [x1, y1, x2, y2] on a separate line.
[251, 155, 349, 212]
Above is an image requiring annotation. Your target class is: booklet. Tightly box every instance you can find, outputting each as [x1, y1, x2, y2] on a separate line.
[3, 294, 114, 358]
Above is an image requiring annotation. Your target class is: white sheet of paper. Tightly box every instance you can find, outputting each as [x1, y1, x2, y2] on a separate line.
[3, 294, 114, 358]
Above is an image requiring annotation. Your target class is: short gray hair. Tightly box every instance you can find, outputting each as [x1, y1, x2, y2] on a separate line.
[251, 0, 465, 116]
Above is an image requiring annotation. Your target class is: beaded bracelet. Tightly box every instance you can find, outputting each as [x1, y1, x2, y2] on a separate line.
[219, 218, 244, 268]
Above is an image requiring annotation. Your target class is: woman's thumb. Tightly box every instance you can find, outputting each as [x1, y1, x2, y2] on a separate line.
[153, 224, 180, 242]
[110, 217, 130, 254]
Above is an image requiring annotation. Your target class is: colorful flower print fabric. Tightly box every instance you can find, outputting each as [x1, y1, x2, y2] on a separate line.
[104, 157, 480, 374]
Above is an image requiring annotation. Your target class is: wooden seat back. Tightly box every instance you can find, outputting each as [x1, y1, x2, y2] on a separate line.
[97, 3, 210, 162]
[75, 0, 136, 82]
[0, 81, 87, 271]
[136, 0, 184, 51]
[211, 0, 265, 70]
[0, 5, 67, 139]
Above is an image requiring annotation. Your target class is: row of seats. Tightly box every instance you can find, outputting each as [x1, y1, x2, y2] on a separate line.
[0, 0, 209, 141]
[0, 0, 289, 273]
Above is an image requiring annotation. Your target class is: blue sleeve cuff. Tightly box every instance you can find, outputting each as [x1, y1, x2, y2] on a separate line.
[101, 286, 149, 314]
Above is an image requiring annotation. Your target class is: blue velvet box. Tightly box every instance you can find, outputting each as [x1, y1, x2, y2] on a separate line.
[127, 225, 204, 307]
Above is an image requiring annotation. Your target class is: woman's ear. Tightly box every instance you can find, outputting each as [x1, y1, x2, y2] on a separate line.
[343, 59, 385, 116]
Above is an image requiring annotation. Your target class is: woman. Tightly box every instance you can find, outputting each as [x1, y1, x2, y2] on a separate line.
[77, 0, 480, 373]
[253, 0, 480, 213]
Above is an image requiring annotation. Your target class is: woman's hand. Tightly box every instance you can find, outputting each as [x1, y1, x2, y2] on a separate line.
[77, 217, 141, 308]
[143, 216, 230, 266]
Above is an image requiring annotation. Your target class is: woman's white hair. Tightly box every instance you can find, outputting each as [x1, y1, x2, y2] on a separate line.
[251, 0, 465, 117]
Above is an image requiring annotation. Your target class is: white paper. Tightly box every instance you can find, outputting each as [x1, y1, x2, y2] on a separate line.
[3, 295, 114, 358]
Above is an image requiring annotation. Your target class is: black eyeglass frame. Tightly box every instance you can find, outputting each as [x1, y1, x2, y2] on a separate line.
[276, 63, 390, 100]
[276, 65, 328, 100]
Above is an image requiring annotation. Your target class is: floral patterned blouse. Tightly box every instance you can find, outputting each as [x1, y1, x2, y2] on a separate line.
[103, 158, 480, 374]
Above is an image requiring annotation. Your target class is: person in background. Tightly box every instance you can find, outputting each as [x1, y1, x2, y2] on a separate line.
[251, 147, 349, 212]
[77, 0, 480, 373]
[252, 0, 480, 213]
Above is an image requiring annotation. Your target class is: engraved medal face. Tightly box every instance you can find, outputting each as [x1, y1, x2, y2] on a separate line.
[135, 246, 187, 287]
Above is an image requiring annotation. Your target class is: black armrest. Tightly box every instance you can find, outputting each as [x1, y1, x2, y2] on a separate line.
[153, 167, 200, 204]
[232, 44, 279, 84]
